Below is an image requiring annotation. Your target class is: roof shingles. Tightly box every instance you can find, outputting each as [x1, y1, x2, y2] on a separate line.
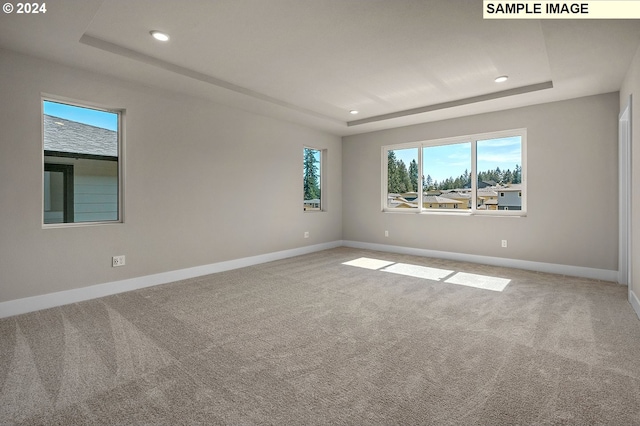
[44, 115, 117, 157]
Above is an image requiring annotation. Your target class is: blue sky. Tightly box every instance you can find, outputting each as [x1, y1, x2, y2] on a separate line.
[393, 136, 521, 183]
[477, 136, 522, 174]
[43, 101, 118, 131]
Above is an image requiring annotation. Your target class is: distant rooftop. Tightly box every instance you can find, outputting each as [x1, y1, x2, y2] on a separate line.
[440, 192, 471, 200]
[44, 115, 117, 157]
[423, 196, 462, 204]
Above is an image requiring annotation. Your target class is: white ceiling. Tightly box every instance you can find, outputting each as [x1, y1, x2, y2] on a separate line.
[1, 0, 639, 136]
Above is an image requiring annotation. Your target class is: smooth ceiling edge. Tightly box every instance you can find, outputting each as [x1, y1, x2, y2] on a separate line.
[79, 34, 344, 125]
[347, 81, 554, 126]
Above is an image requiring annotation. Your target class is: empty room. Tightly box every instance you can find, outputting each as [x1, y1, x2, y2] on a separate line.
[1, 1, 640, 424]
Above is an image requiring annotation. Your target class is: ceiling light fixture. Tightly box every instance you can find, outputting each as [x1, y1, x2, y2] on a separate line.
[350, 110, 359, 115]
[494, 75, 508, 83]
[150, 30, 170, 42]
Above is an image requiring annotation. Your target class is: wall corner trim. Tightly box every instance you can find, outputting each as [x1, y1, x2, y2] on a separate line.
[630, 289, 640, 320]
[0, 241, 343, 319]
[342, 240, 618, 282]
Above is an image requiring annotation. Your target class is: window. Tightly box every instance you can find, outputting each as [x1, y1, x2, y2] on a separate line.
[303, 147, 322, 211]
[423, 141, 471, 211]
[477, 135, 523, 211]
[43, 99, 123, 225]
[386, 147, 418, 209]
[383, 129, 526, 215]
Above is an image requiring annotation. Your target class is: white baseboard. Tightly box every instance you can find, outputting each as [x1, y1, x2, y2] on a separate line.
[342, 240, 618, 282]
[630, 289, 640, 320]
[1, 240, 622, 319]
[0, 241, 342, 319]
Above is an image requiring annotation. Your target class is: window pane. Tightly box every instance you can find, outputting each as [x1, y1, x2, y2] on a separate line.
[422, 142, 471, 210]
[43, 170, 65, 223]
[43, 100, 120, 224]
[387, 148, 419, 209]
[476, 136, 522, 211]
[303, 147, 321, 211]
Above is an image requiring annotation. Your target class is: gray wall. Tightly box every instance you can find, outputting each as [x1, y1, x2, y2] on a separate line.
[0, 48, 342, 303]
[343, 93, 619, 271]
[621, 42, 640, 308]
[0, 46, 627, 305]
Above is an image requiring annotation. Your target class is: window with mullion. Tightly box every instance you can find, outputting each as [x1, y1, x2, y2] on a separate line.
[382, 129, 525, 216]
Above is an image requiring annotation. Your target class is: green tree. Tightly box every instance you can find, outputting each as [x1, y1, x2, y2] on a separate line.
[303, 148, 320, 201]
[503, 169, 513, 184]
[463, 169, 471, 188]
[425, 174, 433, 190]
[513, 164, 522, 184]
[397, 160, 411, 193]
[409, 159, 419, 192]
[387, 151, 400, 193]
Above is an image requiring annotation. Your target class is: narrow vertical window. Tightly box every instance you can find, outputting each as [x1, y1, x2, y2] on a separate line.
[43, 99, 122, 224]
[386, 147, 419, 209]
[303, 147, 322, 211]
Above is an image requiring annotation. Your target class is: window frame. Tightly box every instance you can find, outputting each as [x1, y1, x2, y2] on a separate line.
[382, 128, 527, 216]
[303, 146, 325, 212]
[42, 95, 125, 227]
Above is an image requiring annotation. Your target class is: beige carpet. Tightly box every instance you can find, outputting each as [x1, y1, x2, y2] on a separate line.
[1, 247, 640, 425]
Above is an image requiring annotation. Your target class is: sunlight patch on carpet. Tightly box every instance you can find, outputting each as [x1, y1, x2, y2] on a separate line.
[381, 263, 454, 281]
[342, 257, 510, 292]
[342, 257, 395, 270]
[445, 272, 511, 292]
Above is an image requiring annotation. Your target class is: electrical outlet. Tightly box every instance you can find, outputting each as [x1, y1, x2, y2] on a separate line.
[112, 255, 126, 267]
[501, 240, 508, 248]
[385, 230, 389, 237]
[304, 231, 309, 239]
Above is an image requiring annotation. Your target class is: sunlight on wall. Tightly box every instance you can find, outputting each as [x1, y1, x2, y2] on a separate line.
[342, 257, 511, 292]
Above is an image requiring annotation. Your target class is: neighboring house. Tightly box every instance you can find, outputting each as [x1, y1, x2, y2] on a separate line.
[303, 199, 321, 211]
[389, 185, 520, 211]
[43, 115, 119, 223]
[440, 191, 472, 209]
[478, 198, 499, 210]
[476, 189, 499, 210]
[389, 193, 463, 209]
[388, 194, 418, 209]
[496, 185, 523, 210]
[401, 192, 419, 201]
[477, 180, 498, 189]
[422, 195, 463, 209]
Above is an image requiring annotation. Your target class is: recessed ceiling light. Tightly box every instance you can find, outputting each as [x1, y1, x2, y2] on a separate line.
[350, 110, 359, 115]
[150, 31, 170, 42]
[494, 75, 508, 83]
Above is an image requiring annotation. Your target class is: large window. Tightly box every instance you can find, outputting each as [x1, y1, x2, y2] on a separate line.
[383, 129, 526, 215]
[43, 99, 123, 225]
[303, 147, 322, 211]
